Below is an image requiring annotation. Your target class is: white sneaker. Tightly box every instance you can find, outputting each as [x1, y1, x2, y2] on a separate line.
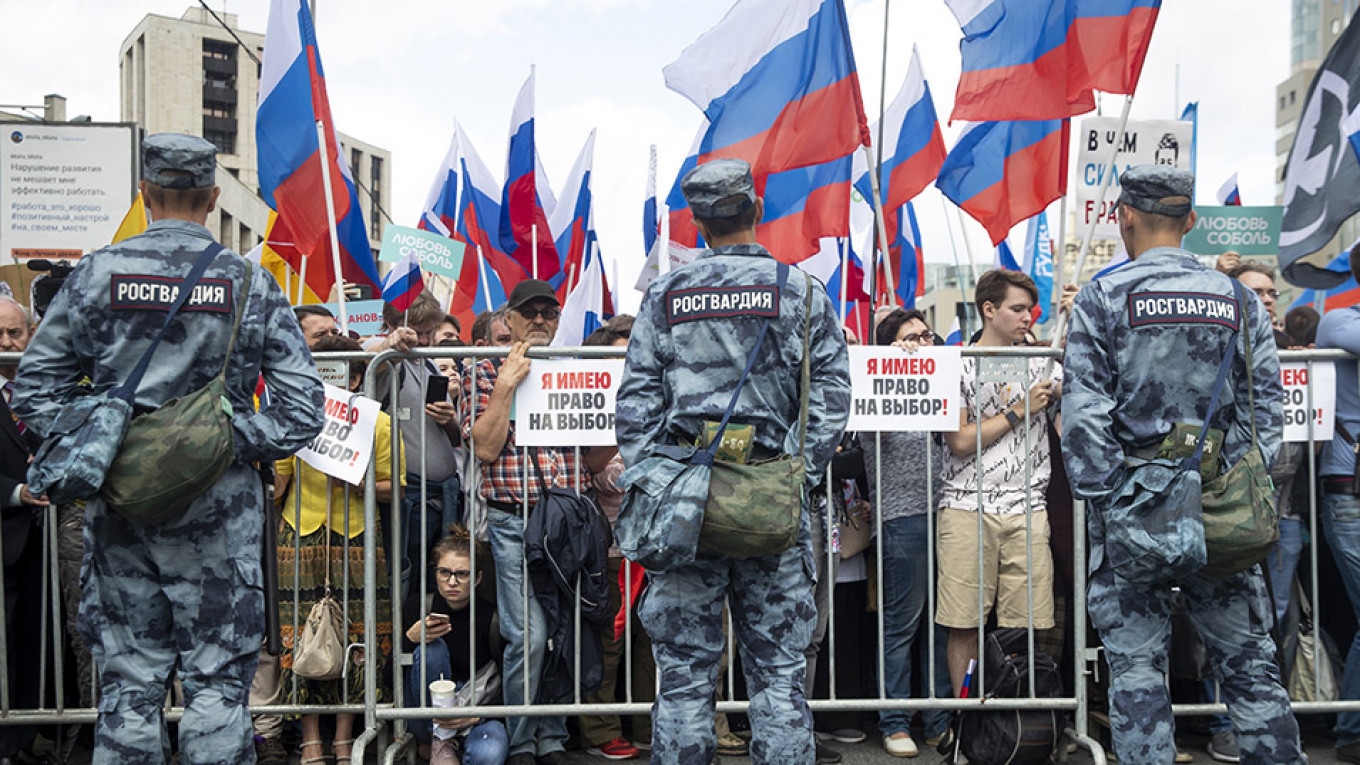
[883, 733, 920, 758]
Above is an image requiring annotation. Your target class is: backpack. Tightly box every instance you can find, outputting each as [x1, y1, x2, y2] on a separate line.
[955, 629, 1063, 765]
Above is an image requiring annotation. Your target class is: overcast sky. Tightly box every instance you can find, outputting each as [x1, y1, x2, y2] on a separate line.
[1, 1, 1291, 311]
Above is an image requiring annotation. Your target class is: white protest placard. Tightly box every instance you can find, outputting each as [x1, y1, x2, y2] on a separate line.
[514, 359, 625, 446]
[1, 123, 137, 261]
[318, 299, 384, 335]
[846, 346, 961, 432]
[1281, 361, 1335, 442]
[378, 223, 465, 278]
[1075, 117, 1193, 240]
[296, 383, 382, 485]
[314, 360, 349, 388]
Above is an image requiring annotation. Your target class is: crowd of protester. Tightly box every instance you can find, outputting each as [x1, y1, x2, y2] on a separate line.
[0, 246, 1347, 765]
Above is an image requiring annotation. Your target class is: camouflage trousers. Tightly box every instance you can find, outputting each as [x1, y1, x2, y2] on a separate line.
[1087, 560, 1304, 764]
[79, 467, 266, 765]
[638, 537, 816, 765]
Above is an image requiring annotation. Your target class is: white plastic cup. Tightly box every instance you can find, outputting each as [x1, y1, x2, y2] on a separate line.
[429, 678, 457, 708]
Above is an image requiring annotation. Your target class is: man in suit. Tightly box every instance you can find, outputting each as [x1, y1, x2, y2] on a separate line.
[0, 297, 48, 764]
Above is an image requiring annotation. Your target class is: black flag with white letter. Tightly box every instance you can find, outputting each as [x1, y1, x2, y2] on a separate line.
[1280, 12, 1360, 289]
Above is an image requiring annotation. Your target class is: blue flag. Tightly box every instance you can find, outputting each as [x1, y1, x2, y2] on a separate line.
[1023, 212, 1054, 323]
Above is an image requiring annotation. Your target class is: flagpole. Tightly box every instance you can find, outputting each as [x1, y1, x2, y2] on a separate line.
[954, 206, 980, 287]
[299, 255, 309, 305]
[477, 245, 493, 310]
[1053, 195, 1069, 325]
[315, 119, 349, 333]
[532, 224, 539, 281]
[863, 145, 898, 308]
[1045, 94, 1134, 370]
[839, 238, 849, 327]
[939, 195, 972, 340]
[282, 260, 292, 306]
[659, 206, 671, 277]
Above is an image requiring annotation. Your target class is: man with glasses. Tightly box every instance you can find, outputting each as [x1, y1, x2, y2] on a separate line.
[1228, 263, 1282, 333]
[461, 279, 596, 765]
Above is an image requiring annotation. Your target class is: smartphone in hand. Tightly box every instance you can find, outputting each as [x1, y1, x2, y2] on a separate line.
[425, 374, 450, 405]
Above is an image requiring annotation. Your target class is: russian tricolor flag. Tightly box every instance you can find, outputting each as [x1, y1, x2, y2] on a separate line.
[945, 316, 964, 346]
[890, 202, 927, 307]
[417, 124, 510, 339]
[758, 155, 854, 263]
[381, 250, 424, 313]
[665, 124, 706, 250]
[876, 48, 948, 211]
[947, 0, 1095, 122]
[1217, 173, 1242, 206]
[936, 119, 1070, 245]
[549, 130, 600, 303]
[459, 130, 521, 313]
[552, 246, 612, 348]
[1073, 0, 1162, 95]
[256, 0, 381, 299]
[995, 238, 1022, 271]
[664, 0, 871, 177]
[500, 71, 560, 282]
[797, 238, 870, 338]
[643, 144, 660, 260]
[666, 118, 851, 264]
[419, 129, 462, 237]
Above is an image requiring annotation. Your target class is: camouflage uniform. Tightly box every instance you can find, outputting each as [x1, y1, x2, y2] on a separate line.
[13, 138, 324, 765]
[1061, 167, 1301, 765]
[617, 230, 850, 764]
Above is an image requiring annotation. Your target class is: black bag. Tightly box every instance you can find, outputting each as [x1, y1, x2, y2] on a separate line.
[957, 629, 1063, 765]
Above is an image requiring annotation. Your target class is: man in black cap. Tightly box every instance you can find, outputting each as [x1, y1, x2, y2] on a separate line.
[460, 279, 594, 765]
[13, 133, 324, 764]
[1062, 164, 1302, 763]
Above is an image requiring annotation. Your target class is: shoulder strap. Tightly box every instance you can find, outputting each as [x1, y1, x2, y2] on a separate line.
[795, 272, 812, 459]
[693, 262, 791, 468]
[1183, 280, 1246, 471]
[113, 242, 225, 402]
[217, 262, 254, 378]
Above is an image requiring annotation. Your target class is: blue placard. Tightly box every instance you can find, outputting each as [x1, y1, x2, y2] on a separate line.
[319, 299, 385, 335]
[378, 224, 466, 278]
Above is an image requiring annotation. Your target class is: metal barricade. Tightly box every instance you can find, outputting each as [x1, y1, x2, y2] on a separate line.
[3, 345, 1355, 765]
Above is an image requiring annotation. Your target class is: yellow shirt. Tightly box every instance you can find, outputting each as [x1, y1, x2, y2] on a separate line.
[277, 411, 404, 537]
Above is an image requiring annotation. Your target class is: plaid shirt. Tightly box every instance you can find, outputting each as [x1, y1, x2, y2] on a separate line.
[461, 358, 590, 505]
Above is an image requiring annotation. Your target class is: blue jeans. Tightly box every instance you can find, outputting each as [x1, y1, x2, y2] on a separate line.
[401, 472, 465, 603]
[1322, 493, 1360, 746]
[916, 624, 953, 740]
[405, 640, 509, 765]
[876, 515, 933, 737]
[486, 506, 567, 757]
[1265, 517, 1304, 623]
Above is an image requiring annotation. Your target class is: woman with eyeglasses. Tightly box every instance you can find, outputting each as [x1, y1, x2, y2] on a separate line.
[862, 308, 953, 756]
[403, 526, 507, 765]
